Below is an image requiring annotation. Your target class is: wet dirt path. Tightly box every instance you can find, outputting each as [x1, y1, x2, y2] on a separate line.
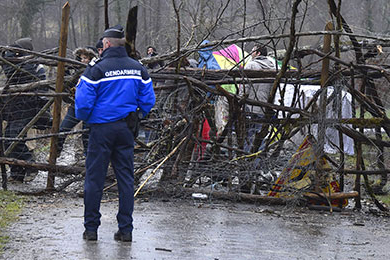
[1, 195, 390, 260]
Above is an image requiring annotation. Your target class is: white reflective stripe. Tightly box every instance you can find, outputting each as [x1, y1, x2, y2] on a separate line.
[141, 78, 152, 84]
[80, 75, 145, 85]
[36, 64, 44, 73]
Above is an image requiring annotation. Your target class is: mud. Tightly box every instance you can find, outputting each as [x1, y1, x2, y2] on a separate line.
[1, 192, 390, 260]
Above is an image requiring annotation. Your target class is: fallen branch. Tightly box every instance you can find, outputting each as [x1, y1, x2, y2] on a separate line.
[0, 157, 84, 175]
[103, 156, 166, 192]
[303, 191, 359, 200]
[134, 137, 187, 197]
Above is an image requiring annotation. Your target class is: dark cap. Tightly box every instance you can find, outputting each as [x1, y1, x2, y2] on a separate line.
[14, 37, 33, 51]
[95, 38, 103, 49]
[102, 25, 124, 39]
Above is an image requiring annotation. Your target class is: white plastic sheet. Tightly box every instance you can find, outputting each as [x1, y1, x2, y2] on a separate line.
[275, 84, 354, 155]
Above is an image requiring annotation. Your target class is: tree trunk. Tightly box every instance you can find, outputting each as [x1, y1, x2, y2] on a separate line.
[20, 0, 44, 38]
[154, 0, 161, 45]
[365, 0, 373, 32]
[115, 0, 123, 25]
[142, 2, 149, 48]
[40, 5, 47, 49]
[92, 0, 101, 44]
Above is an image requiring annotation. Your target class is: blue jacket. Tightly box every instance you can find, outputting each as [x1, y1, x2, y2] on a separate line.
[75, 46, 155, 124]
[197, 40, 220, 70]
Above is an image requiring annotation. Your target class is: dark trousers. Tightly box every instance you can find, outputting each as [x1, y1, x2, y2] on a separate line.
[84, 120, 134, 234]
[244, 113, 264, 153]
[58, 104, 88, 155]
[5, 118, 34, 179]
[2, 95, 48, 180]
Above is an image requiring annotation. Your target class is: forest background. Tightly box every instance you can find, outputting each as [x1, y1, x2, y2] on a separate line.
[1, 0, 389, 59]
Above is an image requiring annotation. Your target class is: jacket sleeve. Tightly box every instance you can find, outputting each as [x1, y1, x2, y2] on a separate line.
[75, 68, 99, 121]
[137, 68, 156, 117]
[245, 61, 256, 70]
[36, 65, 46, 80]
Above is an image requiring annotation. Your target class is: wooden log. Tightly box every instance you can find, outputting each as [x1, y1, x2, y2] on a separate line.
[153, 67, 299, 79]
[0, 129, 88, 142]
[308, 205, 342, 212]
[339, 169, 390, 175]
[0, 157, 84, 175]
[181, 187, 294, 205]
[0, 76, 73, 93]
[182, 75, 312, 117]
[0, 46, 85, 66]
[304, 191, 359, 200]
[151, 66, 383, 82]
[228, 117, 389, 128]
[0, 92, 70, 98]
[336, 125, 390, 147]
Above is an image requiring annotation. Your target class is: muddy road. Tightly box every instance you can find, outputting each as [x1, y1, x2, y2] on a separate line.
[1, 192, 390, 260]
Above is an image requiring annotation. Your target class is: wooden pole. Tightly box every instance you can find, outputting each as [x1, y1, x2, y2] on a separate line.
[354, 97, 364, 209]
[315, 21, 333, 192]
[47, 2, 70, 190]
[334, 1, 345, 200]
[104, 0, 109, 30]
[318, 22, 333, 151]
[0, 115, 7, 190]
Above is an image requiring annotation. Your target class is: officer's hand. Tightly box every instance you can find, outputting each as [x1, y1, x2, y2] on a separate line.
[70, 87, 76, 97]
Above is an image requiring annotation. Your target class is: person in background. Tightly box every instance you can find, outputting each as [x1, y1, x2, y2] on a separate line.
[188, 58, 199, 68]
[95, 38, 103, 56]
[56, 46, 98, 158]
[145, 46, 164, 69]
[1, 37, 48, 183]
[75, 25, 155, 242]
[196, 40, 220, 159]
[243, 43, 275, 153]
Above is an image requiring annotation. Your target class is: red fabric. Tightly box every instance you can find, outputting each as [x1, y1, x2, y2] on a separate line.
[200, 119, 211, 158]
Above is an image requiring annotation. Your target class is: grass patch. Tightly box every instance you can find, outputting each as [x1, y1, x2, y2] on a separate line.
[355, 109, 390, 119]
[377, 194, 390, 206]
[0, 191, 24, 253]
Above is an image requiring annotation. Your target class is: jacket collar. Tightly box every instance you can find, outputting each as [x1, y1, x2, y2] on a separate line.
[101, 46, 128, 58]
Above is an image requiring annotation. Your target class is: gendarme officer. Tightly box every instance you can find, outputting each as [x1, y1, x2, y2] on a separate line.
[75, 25, 155, 242]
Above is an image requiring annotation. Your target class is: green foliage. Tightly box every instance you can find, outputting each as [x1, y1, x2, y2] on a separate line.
[377, 194, 390, 206]
[0, 191, 24, 253]
[355, 109, 390, 119]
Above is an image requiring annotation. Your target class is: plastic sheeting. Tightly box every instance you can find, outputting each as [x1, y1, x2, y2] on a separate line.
[274, 84, 354, 155]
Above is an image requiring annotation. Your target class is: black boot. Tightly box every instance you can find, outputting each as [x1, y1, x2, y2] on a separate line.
[24, 168, 38, 182]
[83, 230, 97, 241]
[114, 230, 132, 242]
[9, 166, 25, 183]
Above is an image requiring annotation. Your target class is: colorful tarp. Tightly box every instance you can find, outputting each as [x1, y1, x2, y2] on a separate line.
[213, 44, 249, 69]
[268, 135, 348, 207]
[212, 44, 250, 94]
[198, 41, 250, 93]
